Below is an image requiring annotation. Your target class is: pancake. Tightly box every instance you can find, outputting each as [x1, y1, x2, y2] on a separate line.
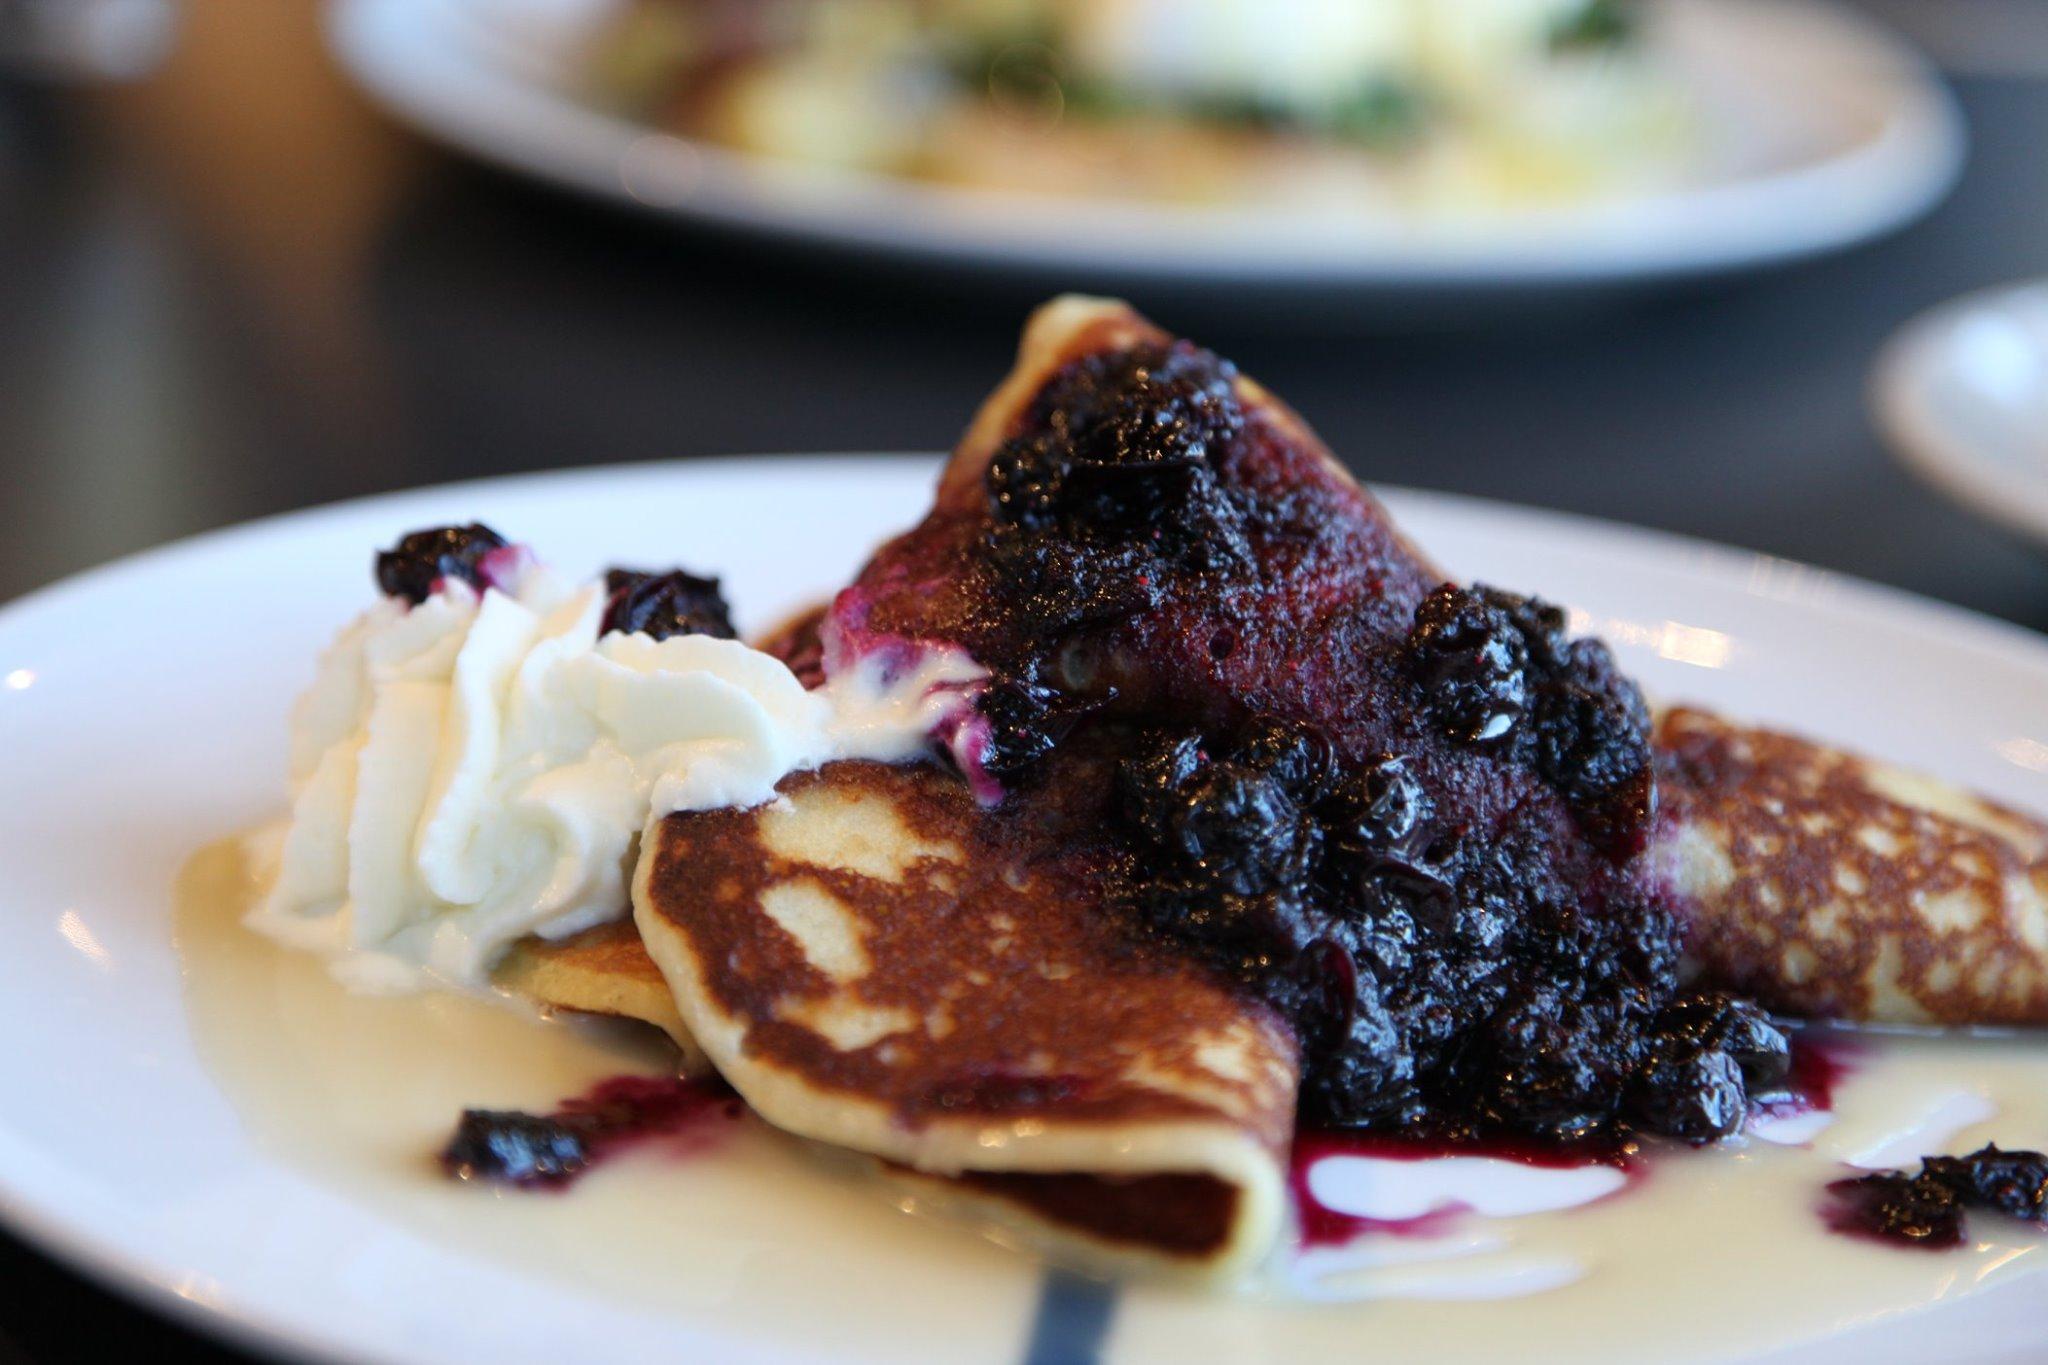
[634, 761, 1296, 1277]
[1657, 706, 2048, 1026]
[492, 920, 710, 1073]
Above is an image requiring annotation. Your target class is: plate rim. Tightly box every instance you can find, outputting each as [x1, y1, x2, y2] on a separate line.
[323, 0, 1967, 290]
[2, 453, 2047, 1365]
[5, 453, 2044, 669]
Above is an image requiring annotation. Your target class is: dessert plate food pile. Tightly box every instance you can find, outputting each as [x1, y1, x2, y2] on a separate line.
[2, 299, 2047, 1363]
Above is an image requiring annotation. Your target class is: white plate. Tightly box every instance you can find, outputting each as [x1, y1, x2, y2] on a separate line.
[3, 457, 2048, 1365]
[1876, 279, 2048, 552]
[326, 0, 1964, 301]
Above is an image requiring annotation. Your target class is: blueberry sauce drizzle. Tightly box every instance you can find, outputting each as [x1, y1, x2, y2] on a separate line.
[1824, 1145, 2048, 1250]
[1289, 1128, 1643, 1249]
[1289, 1033, 1853, 1249]
[440, 1074, 742, 1189]
[1750, 1033, 1861, 1123]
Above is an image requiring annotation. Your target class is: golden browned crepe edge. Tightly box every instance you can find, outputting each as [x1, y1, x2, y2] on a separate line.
[491, 920, 711, 1074]
[1657, 705, 2048, 1026]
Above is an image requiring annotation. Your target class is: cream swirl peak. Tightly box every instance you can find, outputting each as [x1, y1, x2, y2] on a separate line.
[246, 534, 984, 994]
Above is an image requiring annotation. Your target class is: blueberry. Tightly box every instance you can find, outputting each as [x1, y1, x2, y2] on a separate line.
[1352, 902, 1417, 978]
[1353, 854, 1459, 935]
[1233, 717, 1333, 798]
[987, 436, 1063, 531]
[1474, 993, 1618, 1140]
[1148, 884, 1320, 964]
[601, 568, 736, 641]
[1405, 585, 1531, 746]
[1299, 978, 1415, 1127]
[1117, 730, 1209, 843]
[440, 1109, 588, 1185]
[1923, 1145, 2048, 1223]
[375, 523, 508, 604]
[1170, 761, 1314, 894]
[1066, 342, 1242, 476]
[975, 679, 1066, 785]
[1627, 1046, 1747, 1142]
[1825, 1170, 1965, 1248]
[1324, 752, 1431, 856]
[1479, 586, 1571, 670]
[1532, 677, 1653, 853]
[1654, 993, 1790, 1090]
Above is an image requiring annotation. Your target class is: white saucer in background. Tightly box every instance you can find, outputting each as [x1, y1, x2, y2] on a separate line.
[1877, 279, 2048, 552]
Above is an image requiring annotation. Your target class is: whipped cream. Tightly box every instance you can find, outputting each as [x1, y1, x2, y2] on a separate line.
[247, 564, 984, 993]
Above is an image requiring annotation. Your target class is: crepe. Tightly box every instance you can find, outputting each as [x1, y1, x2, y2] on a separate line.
[635, 761, 1296, 1276]
[1658, 706, 2048, 1026]
[492, 921, 709, 1073]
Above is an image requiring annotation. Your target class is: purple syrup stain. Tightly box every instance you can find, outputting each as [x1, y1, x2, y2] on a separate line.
[1821, 1171, 1966, 1251]
[1820, 1144, 2048, 1251]
[475, 543, 536, 595]
[422, 546, 531, 603]
[818, 600, 1005, 803]
[933, 703, 1005, 805]
[440, 1074, 743, 1191]
[1288, 1128, 1643, 1250]
[1751, 1032, 1865, 1123]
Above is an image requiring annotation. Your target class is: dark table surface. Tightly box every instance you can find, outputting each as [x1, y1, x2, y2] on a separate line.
[2, 1, 2047, 1361]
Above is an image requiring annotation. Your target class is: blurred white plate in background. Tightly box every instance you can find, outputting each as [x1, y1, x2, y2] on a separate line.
[1877, 279, 2048, 552]
[327, 0, 1964, 305]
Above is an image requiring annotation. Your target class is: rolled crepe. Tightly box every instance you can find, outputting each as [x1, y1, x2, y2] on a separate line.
[634, 761, 1297, 1277]
[1658, 706, 2048, 1026]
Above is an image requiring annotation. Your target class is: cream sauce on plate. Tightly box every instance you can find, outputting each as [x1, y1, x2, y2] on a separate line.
[178, 836, 2048, 1362]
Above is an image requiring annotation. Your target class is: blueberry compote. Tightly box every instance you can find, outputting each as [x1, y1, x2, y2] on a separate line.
[827, 335, 1790, 1148]
[1824, 1145, 2048, 1249]
[441, 1074, 741, 1189]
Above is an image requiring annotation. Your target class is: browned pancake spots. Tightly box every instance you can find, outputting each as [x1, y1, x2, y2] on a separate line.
[953, 1170, 1238, 1258]
[644, 761, 1298, 1148]
[1658, 708, 2048, 1024]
